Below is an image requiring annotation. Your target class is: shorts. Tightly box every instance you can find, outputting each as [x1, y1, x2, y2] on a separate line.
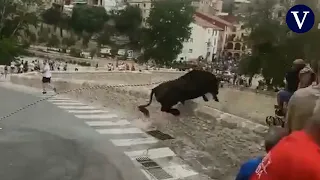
[42, 77, 51, 83]
[278, 90, 293, 103]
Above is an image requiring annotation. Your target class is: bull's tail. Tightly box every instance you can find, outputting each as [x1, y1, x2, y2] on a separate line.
[138, 89, 154, 117]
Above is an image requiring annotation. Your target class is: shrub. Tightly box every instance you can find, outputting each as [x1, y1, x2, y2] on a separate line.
[69, 47, 82, 58]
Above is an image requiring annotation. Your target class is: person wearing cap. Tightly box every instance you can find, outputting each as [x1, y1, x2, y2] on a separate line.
[286, 60, 319, 133]
[250, 100, 320, 180]
[235, 127, 288, 180]
[275, 59, 306, 116]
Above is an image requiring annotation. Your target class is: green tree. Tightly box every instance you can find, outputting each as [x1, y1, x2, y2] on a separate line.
[0, 0, 40, 65]
[141, 0, 195, 65]
[114, 5, 142, 34]
[47, 34, 60, 47]
[41, 7, 61, 29]
[96, 24, 116, 47]
[240, 0, 320, 87]
[240, 0, 292, 87]
[41, 4, 70, 37]
[70, 5, 108, 47]
[62, 36, 76, 48]
[113, 5, 143, 49]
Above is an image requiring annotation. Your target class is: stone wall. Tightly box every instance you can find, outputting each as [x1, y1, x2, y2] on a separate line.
[10, 74, 268, 136]
[49, 71, 276, 123]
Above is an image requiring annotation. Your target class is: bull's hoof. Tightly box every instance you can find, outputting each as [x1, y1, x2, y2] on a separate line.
[138, 106, 150, 117]
[170, 109, 180, 116]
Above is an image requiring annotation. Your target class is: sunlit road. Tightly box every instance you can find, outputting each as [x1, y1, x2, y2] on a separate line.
[0, 84, 148, 180]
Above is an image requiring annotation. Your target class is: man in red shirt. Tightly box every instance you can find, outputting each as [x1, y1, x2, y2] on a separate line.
[250, 111, 320, 180]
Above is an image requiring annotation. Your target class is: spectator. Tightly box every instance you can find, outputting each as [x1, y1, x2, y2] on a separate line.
[286, 60, 319, 133]
[4, 65, 8, 78]
[251, 105, 320, 180]
[275, 59, 305, 116]
[298, 64, 315, 89]
[235, 127, 287, 180]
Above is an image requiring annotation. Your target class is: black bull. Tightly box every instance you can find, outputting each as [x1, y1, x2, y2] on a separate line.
[138, 70, 220, 117]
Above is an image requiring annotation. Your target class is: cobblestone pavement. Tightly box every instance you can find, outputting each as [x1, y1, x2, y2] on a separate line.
[63, 85, 266, 180]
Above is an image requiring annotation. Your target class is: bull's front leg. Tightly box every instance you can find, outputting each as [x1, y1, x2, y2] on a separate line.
[202, 95, 209, 102]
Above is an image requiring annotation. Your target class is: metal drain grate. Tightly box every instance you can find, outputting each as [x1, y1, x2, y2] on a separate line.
[146, 130, 174, 140]
[136, 156, 173, 179]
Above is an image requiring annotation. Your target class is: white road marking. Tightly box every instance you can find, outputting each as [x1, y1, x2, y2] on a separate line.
[58, 106, 96, 110]
[67, 110, 109, 114]
[52, 102, 85, 106]
[86, 120, 130, 127]
[163, 164, 198, 179]
[75, 114, 118, 119]
[125, 147, 176, 160]
[50, 97, 72, 100]
[48, 99, 77, 102]
[96, 128, 144, 134]
[111, 137, 158, 146]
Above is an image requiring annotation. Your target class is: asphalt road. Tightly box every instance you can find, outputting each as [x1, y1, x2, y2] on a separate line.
[0, 84, 148, 180]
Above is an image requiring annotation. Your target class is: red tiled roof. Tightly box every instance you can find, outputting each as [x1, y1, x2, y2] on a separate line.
[194, 16, 223, 30]
[218, 15, 238, 24]
[195, 11, 234, 27]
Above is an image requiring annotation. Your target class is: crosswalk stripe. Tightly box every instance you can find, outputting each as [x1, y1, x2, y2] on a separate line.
[125, 147, 176, 159]
[58, 106, 96, 110]
[111, 137, 158, 146]
[67, 110, 109, 113]
[86, 120, 130, 126]
[75, 114, 118, 119]
[162, 164, 198, 179]
[96, 128, 144, 134]
[52, 102, 85, 106]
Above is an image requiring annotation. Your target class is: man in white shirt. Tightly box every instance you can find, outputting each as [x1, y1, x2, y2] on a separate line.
[41, 60, 56, 94]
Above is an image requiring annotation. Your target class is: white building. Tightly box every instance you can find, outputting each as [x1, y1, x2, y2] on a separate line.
[176, 16, 222, 62]
[127, 0, 152, 26]
[192, 0, 223, 15]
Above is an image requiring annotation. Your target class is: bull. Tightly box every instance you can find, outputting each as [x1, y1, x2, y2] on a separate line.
[138, 70, 220, 117]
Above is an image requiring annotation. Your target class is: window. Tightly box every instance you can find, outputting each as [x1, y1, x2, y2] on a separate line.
[188, 49, 193, 53]
[189, 38, 193, 42]
[143, 3, 146, 7]
[137, 3, 140, 7]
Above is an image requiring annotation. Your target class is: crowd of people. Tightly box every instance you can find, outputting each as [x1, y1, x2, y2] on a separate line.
[236, 59, 320, 180]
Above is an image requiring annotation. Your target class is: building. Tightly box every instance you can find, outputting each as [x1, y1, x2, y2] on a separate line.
[88, 0, 126, 11]
[194, 11, 235, 57]
[127, 0, 152, 26]
[233, 0, 250, 15]
[176, 16, 222, 62]
[218, 15, 249, 59]
[192, 0, 223, 15]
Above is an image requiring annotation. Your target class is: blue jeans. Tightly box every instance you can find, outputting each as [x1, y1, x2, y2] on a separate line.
[278, 90, 293, 104]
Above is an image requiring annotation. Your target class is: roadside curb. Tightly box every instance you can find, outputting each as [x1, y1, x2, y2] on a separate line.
[10, 74, 269, 136]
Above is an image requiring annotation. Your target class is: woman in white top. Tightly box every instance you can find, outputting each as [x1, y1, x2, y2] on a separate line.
[41, 60, 56, 94]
